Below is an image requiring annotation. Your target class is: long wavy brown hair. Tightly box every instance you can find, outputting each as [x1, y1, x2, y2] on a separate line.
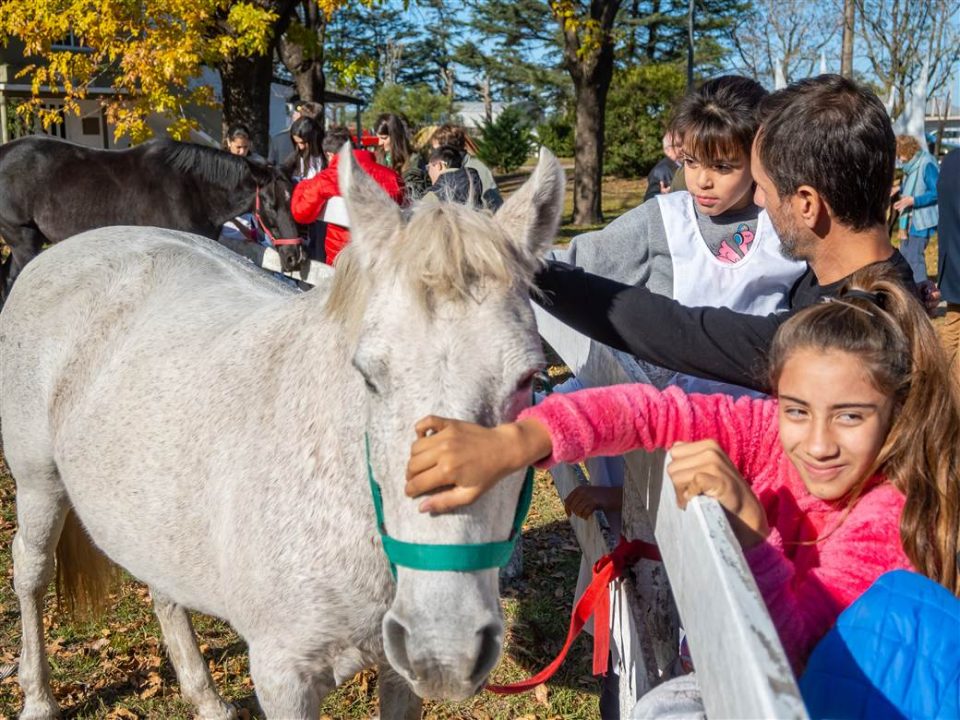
[769, 264, 960, 595]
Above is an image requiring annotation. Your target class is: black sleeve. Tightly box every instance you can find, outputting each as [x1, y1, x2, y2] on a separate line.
[534, 261, 787, 391]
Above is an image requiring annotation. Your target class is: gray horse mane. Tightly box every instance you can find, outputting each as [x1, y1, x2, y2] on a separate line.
[327, 200, 539, 328]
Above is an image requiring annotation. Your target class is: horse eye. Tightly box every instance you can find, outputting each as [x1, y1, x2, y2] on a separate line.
[515, 370, 538, 393]
[364, 377, 379, 394]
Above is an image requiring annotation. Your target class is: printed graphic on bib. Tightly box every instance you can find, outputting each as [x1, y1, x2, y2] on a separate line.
[715, 222, 755, 263]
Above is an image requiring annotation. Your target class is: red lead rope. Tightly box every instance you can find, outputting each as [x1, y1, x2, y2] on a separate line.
[486, 536, 661, 694]
[253, 188, 302, 247]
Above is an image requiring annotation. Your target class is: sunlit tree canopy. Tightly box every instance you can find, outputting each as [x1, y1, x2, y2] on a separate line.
[0, 1, 280, 141]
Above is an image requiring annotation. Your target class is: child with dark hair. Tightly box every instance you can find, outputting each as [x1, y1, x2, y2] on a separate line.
[547, 75, 805, 520]
[555, 76, 802, 329]
[423, 144, 483, 207]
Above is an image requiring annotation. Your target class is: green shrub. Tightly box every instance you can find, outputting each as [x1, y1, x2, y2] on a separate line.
[476, 105, 534, 173]
[604, 63, 687, 178]
[363, 83, 456, 128]
[536, 112, 575, 158]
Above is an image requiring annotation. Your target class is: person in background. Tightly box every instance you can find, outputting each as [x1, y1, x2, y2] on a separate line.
[268, 100, 322, 167]
[643, 132, 682, 202]
[936, 149, 960, 373]
[891, 134, 939, 285]
[430, 123, 504, 211]
[225, 124, 252, 157]
[220, 123, 267, 246]
[375, 113, 427, 203]
[422, 144, 483, 207]
[285, 116, 324, 183]
[290, 126, 404, 265]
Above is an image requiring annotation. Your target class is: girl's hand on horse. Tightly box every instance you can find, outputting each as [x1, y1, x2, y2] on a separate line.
[668, 439, 769, 549]
[405, 416, 552, 513]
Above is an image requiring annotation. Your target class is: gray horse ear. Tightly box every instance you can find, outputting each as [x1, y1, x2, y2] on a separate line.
[494, 147, 564, 259]
[338, 143, 402, 264]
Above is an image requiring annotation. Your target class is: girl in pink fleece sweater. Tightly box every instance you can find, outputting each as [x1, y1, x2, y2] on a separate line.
[405, 266, 960, 671]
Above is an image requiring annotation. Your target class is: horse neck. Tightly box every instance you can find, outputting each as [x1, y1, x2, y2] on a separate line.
[198, 166, 258, 226]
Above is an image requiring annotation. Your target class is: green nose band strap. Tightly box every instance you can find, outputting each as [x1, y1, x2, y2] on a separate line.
[366, 433, 534, 579]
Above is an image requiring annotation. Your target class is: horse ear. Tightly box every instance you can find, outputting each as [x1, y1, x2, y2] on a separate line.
[494, 147, 564, 259]
[244, 154, 272, 181]
[338, 143, 402, 264]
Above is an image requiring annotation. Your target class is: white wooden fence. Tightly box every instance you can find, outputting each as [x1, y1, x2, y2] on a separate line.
[534, 306, 809, 719]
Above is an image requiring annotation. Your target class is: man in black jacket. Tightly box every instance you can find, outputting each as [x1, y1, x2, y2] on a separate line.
[535, 74, 918, 393]
[936, 148, 960, 370]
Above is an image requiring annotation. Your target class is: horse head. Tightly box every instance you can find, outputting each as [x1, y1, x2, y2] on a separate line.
[327, 146, 565, 699]
[246, 157, 306, 273]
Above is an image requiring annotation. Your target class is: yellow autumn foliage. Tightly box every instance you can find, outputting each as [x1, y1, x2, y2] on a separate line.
[0, 0, 282, 142]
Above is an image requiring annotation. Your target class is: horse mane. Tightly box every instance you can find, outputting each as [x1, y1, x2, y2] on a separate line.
[327, 200, 538, 330]
[150, 140, 251, 188]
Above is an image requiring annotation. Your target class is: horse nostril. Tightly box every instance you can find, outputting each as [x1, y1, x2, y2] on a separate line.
[383, 612, 418, 682]
[469, 622, 503, 686]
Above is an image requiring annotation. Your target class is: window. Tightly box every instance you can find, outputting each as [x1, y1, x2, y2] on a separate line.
[81, 116, 101, 136]
[52, 30, 91, 51]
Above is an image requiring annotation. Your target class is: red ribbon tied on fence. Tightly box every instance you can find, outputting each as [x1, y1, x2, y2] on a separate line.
[486, 536, 661, 695]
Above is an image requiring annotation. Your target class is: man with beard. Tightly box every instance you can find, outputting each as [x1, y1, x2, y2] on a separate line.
[535, 74, 920, 393]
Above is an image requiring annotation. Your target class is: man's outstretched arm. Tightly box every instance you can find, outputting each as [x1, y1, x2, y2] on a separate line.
[534, 261, 785, 391]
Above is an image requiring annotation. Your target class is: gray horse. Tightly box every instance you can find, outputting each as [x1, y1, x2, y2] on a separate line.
[0, 148, 565, 719]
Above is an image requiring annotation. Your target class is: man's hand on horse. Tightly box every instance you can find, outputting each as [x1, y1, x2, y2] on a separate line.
[405, 416, 553, 513]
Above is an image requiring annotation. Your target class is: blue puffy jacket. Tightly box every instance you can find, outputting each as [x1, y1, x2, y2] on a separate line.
[800, 570, 960, 719]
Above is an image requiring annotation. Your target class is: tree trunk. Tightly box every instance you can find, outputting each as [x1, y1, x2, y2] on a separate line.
[282, 1, 325, 107]
[220, 52, 275, 154]
[560, 0, 621, 226]
[481, 75, 493, 123]
[217, 0, 297, 153]
[572, 78, 607, 225]
[841, 0, 855, 77]
[687, 0, 696, 89]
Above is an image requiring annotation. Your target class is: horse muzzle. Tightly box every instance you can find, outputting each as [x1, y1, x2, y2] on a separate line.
[382, 571, 504, 700]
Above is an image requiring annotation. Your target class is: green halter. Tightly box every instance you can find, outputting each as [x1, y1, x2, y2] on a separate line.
[365, 434, 534, 579]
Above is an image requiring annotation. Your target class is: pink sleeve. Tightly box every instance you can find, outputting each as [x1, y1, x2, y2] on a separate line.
[744, 485, 910, 672]
[518, 384, 778, 474]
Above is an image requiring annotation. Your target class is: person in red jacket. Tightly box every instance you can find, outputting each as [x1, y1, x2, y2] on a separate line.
[290, 126, 404, 265]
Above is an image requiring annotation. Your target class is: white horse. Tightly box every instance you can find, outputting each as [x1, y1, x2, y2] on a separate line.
[0, 148, 565, 719]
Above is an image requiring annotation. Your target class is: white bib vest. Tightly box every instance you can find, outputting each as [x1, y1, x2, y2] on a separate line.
[655, 191, 806, 395]
[658, 190, 805, 314]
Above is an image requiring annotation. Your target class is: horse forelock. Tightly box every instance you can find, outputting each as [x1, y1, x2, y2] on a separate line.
[326, 201, 537, 331]
[154, 140, 250, 189]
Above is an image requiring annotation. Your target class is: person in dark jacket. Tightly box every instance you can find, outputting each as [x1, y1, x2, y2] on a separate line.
[937, 149, 960, 372]
[534, 74, 922, 394]
[423, 144, 482, 207]
[642, 132, 681, 202]
[431, 124, 504, 211]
